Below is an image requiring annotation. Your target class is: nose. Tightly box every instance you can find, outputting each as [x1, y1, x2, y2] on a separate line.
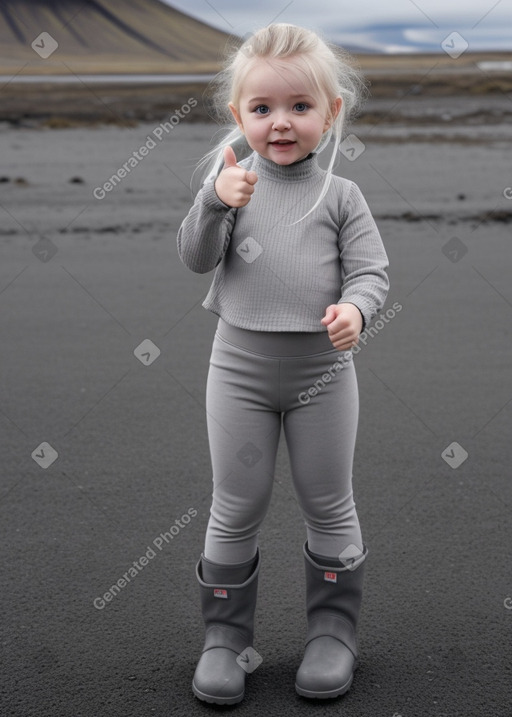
[272, 112, 291, 131]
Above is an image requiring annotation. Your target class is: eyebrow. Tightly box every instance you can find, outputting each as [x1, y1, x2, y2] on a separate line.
[247, 94, 316, 103]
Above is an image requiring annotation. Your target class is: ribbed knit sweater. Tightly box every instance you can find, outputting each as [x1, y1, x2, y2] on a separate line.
[177, 151, 389, 332]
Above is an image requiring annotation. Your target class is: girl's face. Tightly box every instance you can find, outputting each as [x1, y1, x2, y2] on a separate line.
[229, 57, 341, 165]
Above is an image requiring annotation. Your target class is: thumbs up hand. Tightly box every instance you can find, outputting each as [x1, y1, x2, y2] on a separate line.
[214, 146, 258, 208]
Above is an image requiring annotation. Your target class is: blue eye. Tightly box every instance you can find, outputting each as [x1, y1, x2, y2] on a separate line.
[254, 105, 270, 115]
[294, 103, 309, 112]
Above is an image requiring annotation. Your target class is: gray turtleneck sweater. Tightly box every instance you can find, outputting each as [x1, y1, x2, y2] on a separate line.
[177, 151, 389, 332]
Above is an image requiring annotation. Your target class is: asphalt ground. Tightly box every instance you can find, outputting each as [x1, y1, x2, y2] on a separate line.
[1, 117, 511, 717]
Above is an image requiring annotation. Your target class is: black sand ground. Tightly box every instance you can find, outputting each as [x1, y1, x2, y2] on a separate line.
[1, 111, 511, 717]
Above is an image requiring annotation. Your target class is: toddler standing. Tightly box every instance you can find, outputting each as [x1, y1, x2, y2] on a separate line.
[177, 23, 389, 705]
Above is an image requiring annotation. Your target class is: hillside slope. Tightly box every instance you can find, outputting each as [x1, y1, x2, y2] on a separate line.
[0, 0, 235, 74]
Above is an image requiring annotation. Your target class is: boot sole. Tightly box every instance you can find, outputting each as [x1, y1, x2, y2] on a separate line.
[192, 680, 244, 705]
[295, 672, 353, 699]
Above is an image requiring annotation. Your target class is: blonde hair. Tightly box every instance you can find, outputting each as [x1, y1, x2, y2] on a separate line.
[196, 23, 367, 219]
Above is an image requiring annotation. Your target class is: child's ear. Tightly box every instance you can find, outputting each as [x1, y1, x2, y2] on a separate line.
[324, 97, 342, 131]
[228, 102, 244, 133]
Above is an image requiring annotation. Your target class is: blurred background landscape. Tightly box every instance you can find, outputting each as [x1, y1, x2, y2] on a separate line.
[1, 0, 512, 125]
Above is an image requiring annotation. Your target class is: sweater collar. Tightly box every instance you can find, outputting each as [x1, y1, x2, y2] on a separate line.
[250, 151, 323, 182]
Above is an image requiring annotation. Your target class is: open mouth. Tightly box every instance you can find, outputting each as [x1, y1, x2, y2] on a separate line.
[270, 140, 296, 150]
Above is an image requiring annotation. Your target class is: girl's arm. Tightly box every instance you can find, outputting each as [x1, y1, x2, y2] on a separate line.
[177, 181, 237, 274]
[337, 181, 390, 328]
[177, 148, 257, 274]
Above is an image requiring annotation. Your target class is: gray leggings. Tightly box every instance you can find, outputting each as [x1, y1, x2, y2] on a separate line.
[203, 318, 363, 565]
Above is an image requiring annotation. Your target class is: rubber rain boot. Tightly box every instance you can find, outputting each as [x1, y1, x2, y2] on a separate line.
[295, 541, 367, 699]
[192, 549, 260, 705]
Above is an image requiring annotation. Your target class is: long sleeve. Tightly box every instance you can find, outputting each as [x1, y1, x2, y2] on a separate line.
[176, 151, 389, 332]
[177, 180, 237, 274]
[337, 182, 390, 328]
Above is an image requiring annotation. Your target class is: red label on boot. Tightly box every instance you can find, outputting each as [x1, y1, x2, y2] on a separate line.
[213, 588, 228, 598]
[324, 571, 337, 583]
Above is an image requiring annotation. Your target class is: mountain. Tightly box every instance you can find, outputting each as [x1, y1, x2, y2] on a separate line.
[0, 0, 235, 74]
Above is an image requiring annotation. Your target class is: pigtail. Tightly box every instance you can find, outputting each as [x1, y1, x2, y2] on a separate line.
[287, 45, 366, 224]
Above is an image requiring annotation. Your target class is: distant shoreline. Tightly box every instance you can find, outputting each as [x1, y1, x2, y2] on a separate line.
[1, 60, 510, 83]
[0, 74, 216, 84]
[2, 52, 512, 128]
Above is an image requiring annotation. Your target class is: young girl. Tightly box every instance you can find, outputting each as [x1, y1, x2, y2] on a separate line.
[177, 23, 389, 705]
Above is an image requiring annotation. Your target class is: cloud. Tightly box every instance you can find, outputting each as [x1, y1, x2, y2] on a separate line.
[162, 0, 512, 51]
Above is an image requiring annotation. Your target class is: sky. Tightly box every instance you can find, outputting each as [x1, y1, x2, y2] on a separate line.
[162, 0, 512, 52]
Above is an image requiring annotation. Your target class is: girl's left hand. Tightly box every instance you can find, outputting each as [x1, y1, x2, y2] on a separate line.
[321, 303, 363, 351]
